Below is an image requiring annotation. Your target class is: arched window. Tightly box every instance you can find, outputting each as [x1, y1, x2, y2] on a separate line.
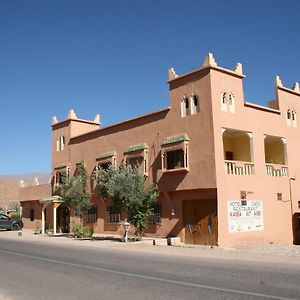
[229, 93, 235, 113]
[181, 97, 190, 117]
[286, 109, 292, 127]
[56, 138, 60, 152]
[191, 94, 200, 114]
[292, 110, 297, 128]
[222, 92, 227, 104]
[185, 98, 189, 109]
[60, 136, 65, 151]
[221, 92, 227, 112]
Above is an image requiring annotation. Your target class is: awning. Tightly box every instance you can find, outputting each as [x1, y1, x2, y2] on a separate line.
[54, 163, 68, 170]
[124, 143, 148, 154]
[96, 151, 116, 160]
[40, 195, 64, 204]
[162, 134, 189, 146]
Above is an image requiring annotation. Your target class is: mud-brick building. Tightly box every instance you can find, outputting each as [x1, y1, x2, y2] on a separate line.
[20, 53, 300, 246]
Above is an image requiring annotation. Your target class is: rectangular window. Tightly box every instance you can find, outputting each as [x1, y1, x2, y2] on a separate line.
[30, 209, 34, 221]
[57, 172, 66, 185]
[84, 206, 97, 223]
[99, 162, 111, 171]
[149, 205, 161, 224]
[128, 156, 144, 167]
[161, 135, 189, 172]
[166, 149, 184, 170]
[106, 206, 120, 224]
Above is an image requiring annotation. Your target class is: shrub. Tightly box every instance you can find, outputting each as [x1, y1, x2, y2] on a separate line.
[73, 223, 93, 238]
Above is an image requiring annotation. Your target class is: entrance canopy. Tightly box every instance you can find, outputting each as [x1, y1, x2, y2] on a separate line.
[40, 195, 64, 205]
[39, 196, 64, 234]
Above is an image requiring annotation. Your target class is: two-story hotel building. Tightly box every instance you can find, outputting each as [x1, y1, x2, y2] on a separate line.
[20, 53, 300, 246]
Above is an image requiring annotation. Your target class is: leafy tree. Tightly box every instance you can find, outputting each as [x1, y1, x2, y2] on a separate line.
[60, 162, 91, 217]
[94, 164, 159, 238]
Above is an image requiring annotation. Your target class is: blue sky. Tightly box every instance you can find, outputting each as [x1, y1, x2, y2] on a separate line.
[1, 0, 300, 174]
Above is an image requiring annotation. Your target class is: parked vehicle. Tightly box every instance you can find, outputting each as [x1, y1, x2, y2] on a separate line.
[0, 214, 23, 231]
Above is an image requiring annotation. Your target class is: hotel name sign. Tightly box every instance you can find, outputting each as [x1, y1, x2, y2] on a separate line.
[228, 200, 264, 233]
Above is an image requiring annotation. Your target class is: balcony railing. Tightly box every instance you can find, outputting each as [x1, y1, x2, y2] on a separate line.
[224, 160, 254, 176]
[265, 164, 288, 177]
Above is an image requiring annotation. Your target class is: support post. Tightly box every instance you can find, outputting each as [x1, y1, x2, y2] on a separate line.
[42, 207, 45, 234]
[53, 204, 58, 234]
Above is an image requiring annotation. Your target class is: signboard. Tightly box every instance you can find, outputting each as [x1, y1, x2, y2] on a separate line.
[228, 200, 264, 233]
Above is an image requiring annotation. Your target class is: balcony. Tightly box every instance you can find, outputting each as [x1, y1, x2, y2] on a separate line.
[222, 128, 254, 176]
[264, 135, 288, 177]
[265, 164, 288, 177]
[225, 160, 255, 176]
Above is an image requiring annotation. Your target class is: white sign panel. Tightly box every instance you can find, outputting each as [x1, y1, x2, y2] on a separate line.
[228, 200, 264, 233]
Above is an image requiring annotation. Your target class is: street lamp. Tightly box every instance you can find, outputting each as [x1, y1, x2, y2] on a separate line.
[123, 220, 130, 243]
[289, 177, 296, 211]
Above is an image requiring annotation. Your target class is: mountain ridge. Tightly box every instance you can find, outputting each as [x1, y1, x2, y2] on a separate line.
[0, 173, 50, 209]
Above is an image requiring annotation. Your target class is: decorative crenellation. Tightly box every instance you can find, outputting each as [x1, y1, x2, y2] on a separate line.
[170, 53, 245, 80]
[293, 82, 300, 93]
[34, 177, 39, 185]
[94, 114, 100, 124]
[234, 63, 243, 75]
[68, 109, 77, 119]
[275, 75, 283, 87]
[203, 53, 218, 67]
[19, 180, 25, 188]
[168, 67, 178, 80]
[52, 116, 58, 125]
[275, 76, 300, 94]
[52, 110, 101, 125]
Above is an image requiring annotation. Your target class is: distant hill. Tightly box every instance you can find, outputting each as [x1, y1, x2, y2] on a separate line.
[0, 173, 50, 209]
[0, 173, 50, 185]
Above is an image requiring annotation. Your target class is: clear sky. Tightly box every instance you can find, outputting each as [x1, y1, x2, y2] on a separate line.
[1, 0, 300, 175]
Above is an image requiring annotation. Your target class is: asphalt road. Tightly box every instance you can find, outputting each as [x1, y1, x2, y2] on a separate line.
[0, 237, 299, 300]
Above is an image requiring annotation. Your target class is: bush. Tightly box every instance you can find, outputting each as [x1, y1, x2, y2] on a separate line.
[73, 223, 93, 238]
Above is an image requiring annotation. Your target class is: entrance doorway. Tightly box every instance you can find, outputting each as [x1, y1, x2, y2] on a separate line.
[183, 199, 218, 245]
[57, 206, 70, 233]
[293, 213, 300, 245]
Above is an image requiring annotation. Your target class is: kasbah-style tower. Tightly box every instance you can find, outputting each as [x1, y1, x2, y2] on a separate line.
[20, 53, 300, 247]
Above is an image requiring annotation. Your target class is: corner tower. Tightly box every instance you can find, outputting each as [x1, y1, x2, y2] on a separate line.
[51, 109, 100, 171]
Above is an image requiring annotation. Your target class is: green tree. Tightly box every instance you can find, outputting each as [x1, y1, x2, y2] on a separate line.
[60, 161, 91, 217]
[94, 164, 159, 239]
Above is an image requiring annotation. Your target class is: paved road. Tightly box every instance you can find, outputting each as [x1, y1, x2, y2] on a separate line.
[0, 237, 299, 300]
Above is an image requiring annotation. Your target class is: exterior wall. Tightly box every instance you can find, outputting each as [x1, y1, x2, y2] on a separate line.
[210, 67, 300, 246]
[68, 69, 216, 193]
[21, 200, 42, 230]
[57, 68, 217, 238]
[20, 184, 52, 231]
